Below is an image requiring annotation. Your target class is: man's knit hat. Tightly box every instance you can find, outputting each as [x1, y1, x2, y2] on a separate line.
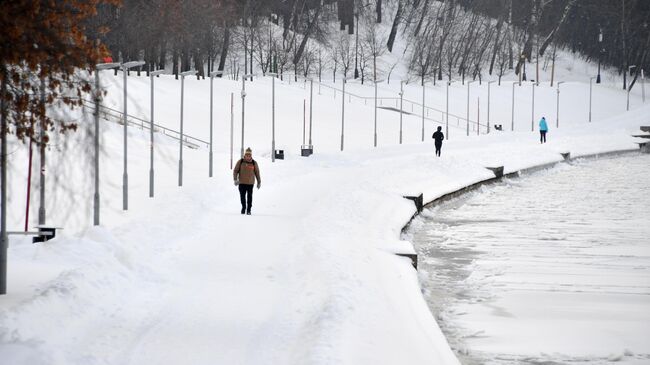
[245, 147, 252, 154]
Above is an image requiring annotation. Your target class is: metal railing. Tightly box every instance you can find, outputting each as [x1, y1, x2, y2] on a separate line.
[272, 74, 488, 131]
[81, 99, 209, 149]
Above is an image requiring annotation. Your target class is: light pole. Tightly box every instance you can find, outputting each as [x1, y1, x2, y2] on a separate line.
[309, 78, 314, 147]
[487, 80, 496, 133]
[530, 82, 536, 132]
[149, 69, 165, 197]
[421, 81, 425, 142]
[627, 65, 636, 111]
[38, 77, 46, 224]
[354, 13, 359, 79]
[374, 79, 383, 147]
[399, 80, 406, 144]
[121, 61, 144, 211]
[266, 72, 278, 162]
[511, 81, 517, 131]
[556, 81, 565, 128]
[241, 73, 254, 158]
[589, 76, 596, 121]
[642, 68, 646, 103]
[179, 70, 197, 187]
[341, 76, 352, 151]
[446, 80, 454, 140]
[94, 62, 120, 224]
[466, 80, 476, 136]
[209, 70, 223, 173]
[597, 28, 603, 84]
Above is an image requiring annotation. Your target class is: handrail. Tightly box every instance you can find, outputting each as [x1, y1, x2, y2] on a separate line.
[274, 74, 487, 130]
[81, 99, 209, 149]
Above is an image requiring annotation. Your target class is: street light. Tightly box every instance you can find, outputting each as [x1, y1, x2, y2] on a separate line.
[589, 77, 596, 121]
[467, 80, 476, 136]
[209, 70, 223, 172]
[511, 81, 518, 131]
[530, 81, 536, 132]
[399, 80, 406, 144]
[597, 28, 603, 84]
[120, 60, 144, 211]
[341, 76, 353, 151]
[446, 80, 455, 140]
[627, 65, 636, 111]
[179, 70, 197, 187]
[309, 77, 314, 148]
[266, 72, 278, 162]
[642, 68, 646, 103]
[421, 81, 426, 142]
[93, 62, 120, 224]
[241, 73, 254, 158]
[374, 78, 384, 147]
[149, 69, 165, 197]
[487, 80, 496, 133]
[556, 81, 565, 128]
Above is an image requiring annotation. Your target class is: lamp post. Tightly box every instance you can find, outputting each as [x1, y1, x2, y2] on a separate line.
[341, 76, 352, 151]
[178, 70, 197, 187]
[530, 82, 536, 132]
[511, 81, 517, 131]
[241, 73, 254, 158]
[354, 13, 359, 79]
[93, 62, 120, 224]
[421, 81, 425, 142]
[399, 80, 406, 144]
[120, 61, 144, 211]
[374, 79, 381, 147]
[309, 77, 314, 147]
[556, 81, 565, 128]
[266, 73, 278, 162]
[487, 80, 496, 133]
[446, 80, 454, 140]
[466, 80, 476, 136]
[209, 70, 223, 173]
[149, 69, 165, 197]
[627, 65, 636, 111]
[642, 68, 646, 103]
[589, 77, 596, 121]
[38, 78, 46, 224]
[597, 28, 603, 84]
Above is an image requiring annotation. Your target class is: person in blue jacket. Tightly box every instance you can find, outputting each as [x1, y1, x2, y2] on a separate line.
[539, 117, 548, 144]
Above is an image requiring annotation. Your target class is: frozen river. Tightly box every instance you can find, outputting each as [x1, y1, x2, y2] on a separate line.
[407, 153, 650, 365]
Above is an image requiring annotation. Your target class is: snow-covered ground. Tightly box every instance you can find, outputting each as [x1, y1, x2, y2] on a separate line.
[408, 154, 650, 364]
[1, 53, 649, 364]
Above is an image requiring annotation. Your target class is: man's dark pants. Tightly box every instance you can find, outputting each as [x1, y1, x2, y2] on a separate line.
[239, 184, 253, 212]
[435, 142, 442, 157]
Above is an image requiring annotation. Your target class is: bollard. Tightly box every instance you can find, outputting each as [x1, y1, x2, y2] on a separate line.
[485, 166, 504, 178]
[395, 253, 418, 269]
[403, 193, 424, 213]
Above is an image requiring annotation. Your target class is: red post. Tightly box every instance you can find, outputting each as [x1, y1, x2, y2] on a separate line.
[24, 139, 33, 231]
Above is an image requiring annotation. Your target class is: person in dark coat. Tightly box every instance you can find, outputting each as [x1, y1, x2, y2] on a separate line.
[432, 126, 444, 157]
[233, 147, 261, 215]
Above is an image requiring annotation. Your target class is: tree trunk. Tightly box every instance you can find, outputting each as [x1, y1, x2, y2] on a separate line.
[376, 0, 382, 23]
[217, 27, 230, 76]
[386, 0, 403, 52]
[292, 3, 323, 66]
[539, 0, 577, 56]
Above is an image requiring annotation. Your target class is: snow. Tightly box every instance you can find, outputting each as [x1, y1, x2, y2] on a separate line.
[2, 45, 650, 364]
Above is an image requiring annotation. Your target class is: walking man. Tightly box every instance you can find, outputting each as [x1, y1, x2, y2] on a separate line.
[233, 147, 261, 215]
[432, 126, 445, 157]
[539, 116, 548, 144]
